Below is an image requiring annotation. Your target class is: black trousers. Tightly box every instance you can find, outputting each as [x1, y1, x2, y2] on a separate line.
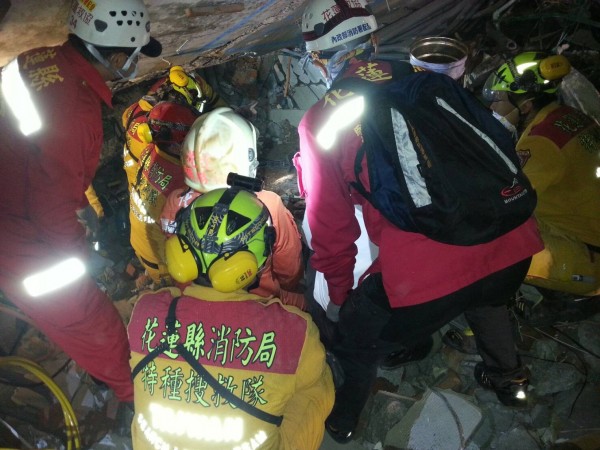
[306, 257, 532, 431]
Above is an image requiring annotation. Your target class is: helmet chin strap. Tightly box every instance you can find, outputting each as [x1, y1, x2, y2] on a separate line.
[84, 42, 141, 81]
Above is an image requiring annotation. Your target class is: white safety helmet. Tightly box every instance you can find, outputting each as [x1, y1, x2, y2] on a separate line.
[68, 0, 161, 57]
[302, 0, 377, 52]
[181, 107, 259, 193]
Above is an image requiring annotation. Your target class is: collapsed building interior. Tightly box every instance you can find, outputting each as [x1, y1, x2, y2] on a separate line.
[1, 0, 600, 449]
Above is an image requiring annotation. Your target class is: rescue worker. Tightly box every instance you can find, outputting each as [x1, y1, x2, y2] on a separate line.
[128, 187, 334, 449]
[298, 34, 467, 346]
[161, 107, 306, 309]
[0, 0, 162, 402]
[296, 0, 544, 442]
[128, 101, 199, 285]
[122, 65, 226, 188]
[483, 52, 600, 297]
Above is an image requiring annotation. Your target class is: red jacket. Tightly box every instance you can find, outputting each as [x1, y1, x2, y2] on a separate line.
[0, 42, 134, 402]
[0, 42, 111, 254]
[297, 58, 543, 308]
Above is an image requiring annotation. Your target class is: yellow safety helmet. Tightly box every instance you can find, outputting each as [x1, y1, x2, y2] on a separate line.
[165, 188, 275, 292]
[482, 52, 571, 102]
[152, 66, 208, 113]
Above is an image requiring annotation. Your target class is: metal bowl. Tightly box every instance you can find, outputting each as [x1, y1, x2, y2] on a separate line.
[409, 36, 469, 80]
[410, 36, 468, 64]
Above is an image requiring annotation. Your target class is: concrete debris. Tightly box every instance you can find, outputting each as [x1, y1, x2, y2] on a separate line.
[1, 40, 600, 450]
[578, 322, 600, 373]
[268, 109, 305, 128]
[494, 427, 544, 449]
[531, 360, 586, 396]
[362, 391, 413, 444]
[290, 85, 320, 110]
[384, 389, 483, 450]
[89, 433, 133, 450]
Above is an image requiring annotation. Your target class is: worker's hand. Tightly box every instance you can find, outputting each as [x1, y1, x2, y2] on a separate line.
[326, 302, 341, 323]
[76, 205, 100, 240]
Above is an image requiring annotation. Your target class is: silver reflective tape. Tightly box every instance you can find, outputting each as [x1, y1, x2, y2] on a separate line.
[391, 108, 431, 208]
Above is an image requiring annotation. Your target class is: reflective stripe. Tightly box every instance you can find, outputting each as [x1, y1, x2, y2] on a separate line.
[23, 257, 86, 297]
[1, 58, 42, 136]
[436, 97, 518, 173]
[391, 108, 431, 208]
[316, 95, 364, 150]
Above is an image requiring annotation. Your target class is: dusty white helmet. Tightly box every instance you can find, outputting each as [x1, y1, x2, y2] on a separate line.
[181, 107, 259, 192]
[301, 0, 377, 52]
[68, 0, 161, 56]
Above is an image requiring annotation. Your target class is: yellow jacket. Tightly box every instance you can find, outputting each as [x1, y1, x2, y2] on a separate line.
[128, 285, 334, 450]
[129, 143, 185, 282]
[517, 102, 600, 246]
[517, 103, 600, 294]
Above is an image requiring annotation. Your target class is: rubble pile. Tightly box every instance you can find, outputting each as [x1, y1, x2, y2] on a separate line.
[1, 49, 599, 450]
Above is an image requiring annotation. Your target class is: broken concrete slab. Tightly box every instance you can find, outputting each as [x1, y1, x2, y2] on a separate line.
[278, 54, 301, 86]
[268, 108, 305, 128]
[384, 388, 483, 450]
[310, 83, 328, 99]
[362, 390, 414, 444]
[493, 426, 543, 449]
[578, 321, 600, 373]
[290, 85, 320, 110]
[531, 359, 585, 396]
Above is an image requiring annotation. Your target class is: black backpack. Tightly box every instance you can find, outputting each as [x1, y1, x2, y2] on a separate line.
[331, 67, 536, 246]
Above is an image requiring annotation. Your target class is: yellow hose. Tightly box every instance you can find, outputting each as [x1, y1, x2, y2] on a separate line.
[0, 356, 80, 450]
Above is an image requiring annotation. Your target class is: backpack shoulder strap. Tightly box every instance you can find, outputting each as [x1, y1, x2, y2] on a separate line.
[131, 296, 284, 427]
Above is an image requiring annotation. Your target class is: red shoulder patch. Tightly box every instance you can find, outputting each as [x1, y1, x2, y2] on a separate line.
[529, 105, 593, 148]
[129, 294, 308, 375]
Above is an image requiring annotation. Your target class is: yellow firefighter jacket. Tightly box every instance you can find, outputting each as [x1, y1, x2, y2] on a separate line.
[517, 102, 600, 294]
[128, 285, 334, 450]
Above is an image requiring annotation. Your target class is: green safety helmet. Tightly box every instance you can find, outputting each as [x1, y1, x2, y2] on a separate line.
[165, 188, 274, 292]
[482, 52, 571, 102]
